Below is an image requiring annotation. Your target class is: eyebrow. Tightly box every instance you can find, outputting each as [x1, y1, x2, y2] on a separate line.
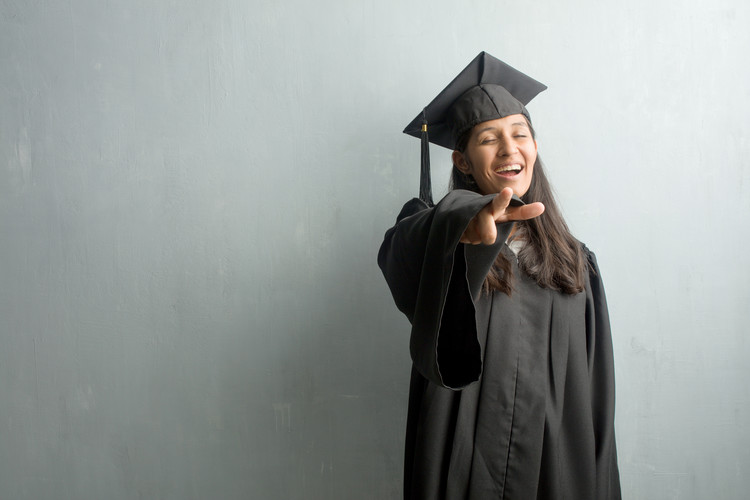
[476, 122, 530, 134]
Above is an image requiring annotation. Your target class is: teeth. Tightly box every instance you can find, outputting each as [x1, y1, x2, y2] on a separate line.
[495, 164, 522, 173]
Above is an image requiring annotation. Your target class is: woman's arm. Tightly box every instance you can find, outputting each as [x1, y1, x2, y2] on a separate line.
[378, 189, 540, 388]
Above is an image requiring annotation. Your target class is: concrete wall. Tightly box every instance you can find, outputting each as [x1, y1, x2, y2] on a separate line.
[1, 0, 748, 498]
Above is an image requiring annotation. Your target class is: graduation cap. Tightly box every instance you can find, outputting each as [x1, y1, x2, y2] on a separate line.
[403, 52, 547, 205]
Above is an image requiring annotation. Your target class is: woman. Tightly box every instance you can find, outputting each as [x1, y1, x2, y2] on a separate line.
[378, 52, 621, 499]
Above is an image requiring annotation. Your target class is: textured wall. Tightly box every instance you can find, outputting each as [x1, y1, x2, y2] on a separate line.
[1, 1, 748, 498]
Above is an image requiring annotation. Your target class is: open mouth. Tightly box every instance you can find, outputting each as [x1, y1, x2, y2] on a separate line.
[494, 163, 523, 177]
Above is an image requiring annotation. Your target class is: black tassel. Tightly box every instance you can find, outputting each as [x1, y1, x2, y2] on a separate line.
[419, 110, 434, 206]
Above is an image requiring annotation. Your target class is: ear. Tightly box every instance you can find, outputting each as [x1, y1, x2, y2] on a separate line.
[452, 150, 471, 174]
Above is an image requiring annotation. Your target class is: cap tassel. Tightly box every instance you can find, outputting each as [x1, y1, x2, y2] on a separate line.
[419, 110, 434, 206]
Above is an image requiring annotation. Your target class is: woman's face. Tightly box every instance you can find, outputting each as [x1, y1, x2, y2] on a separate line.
[452, 114, 538, 197]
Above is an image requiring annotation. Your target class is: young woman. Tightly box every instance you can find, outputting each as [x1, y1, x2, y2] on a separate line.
[378, 52, 621, 499]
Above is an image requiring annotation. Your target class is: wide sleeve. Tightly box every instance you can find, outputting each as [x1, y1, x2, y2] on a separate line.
[377, 190, 518, 389]
[583, 248, 622, 498]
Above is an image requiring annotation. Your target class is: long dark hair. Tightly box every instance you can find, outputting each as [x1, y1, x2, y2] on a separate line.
[450, 121, 587, 295]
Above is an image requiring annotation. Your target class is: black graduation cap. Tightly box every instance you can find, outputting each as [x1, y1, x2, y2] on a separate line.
[403, 52, 547, 205]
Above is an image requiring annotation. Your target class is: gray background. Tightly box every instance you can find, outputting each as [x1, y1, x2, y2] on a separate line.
[2, 0, 748, 498]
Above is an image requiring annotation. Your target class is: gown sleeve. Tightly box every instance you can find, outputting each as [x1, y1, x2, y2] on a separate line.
[583, 247, 622, 498]
[377, 190, 520, 389]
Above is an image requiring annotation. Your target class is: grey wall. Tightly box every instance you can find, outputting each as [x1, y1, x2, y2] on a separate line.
[1, 1, 748, 498]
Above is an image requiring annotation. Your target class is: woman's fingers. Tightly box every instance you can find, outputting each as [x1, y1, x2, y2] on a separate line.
[460, 208, 495, 245]
[460, 210, 495, 244]
[488, 188, 545, 223]
[506, 202, 545, 221]
[460, 190, 545, 245]
[487, 188, 544, 222]
[487, 188, 514, 219]
[477, 208, 498, 245]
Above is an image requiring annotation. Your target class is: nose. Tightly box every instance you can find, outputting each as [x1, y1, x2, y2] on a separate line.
[496, 136, 519, 157]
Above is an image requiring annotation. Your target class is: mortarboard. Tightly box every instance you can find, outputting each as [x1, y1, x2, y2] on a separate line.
[403, 52, 547, 205]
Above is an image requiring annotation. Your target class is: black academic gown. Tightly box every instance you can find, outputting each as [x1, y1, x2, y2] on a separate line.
[378, 190, 621, 500]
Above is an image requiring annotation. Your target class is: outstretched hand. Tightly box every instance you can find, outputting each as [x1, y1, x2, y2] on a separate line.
[460, 188, 545, 245]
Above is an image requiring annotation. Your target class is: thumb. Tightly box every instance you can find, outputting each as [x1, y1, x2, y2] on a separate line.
[488, 188, 514, 220]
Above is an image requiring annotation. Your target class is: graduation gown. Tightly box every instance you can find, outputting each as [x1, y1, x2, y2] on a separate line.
[378, 190, 621, 500]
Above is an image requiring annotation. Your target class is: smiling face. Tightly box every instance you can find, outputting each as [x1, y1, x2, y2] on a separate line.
[452, 114, 538, 197]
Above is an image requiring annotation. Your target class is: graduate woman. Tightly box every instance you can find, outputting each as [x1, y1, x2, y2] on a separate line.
[378, 52, 621, 499]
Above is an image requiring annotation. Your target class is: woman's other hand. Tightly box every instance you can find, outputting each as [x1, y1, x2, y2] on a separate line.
[460, 188, 545, 245]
